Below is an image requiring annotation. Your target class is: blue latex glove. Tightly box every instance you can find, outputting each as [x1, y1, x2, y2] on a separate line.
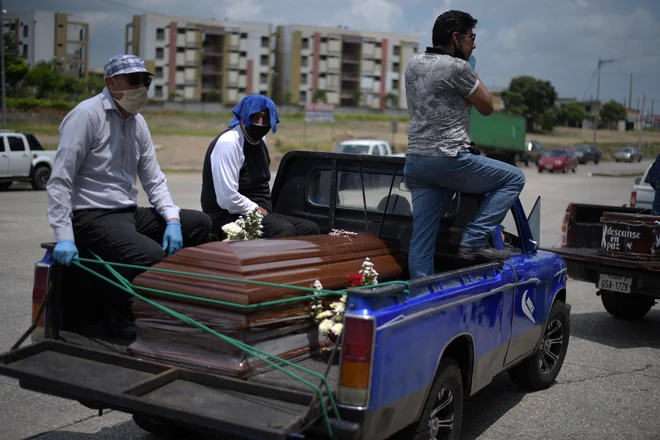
[468, 54, 476, 73]
[162, 221, 183, 255]
[53, 240, 79, 266]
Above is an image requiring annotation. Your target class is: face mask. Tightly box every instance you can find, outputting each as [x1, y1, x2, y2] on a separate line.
[245, 123, 271, 144]
[111, 87, 148, 114]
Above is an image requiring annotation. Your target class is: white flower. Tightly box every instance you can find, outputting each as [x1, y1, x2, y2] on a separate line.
[330, 323, 343, 336]
[330, 301, 345, 313]
[319, 319, 334, 335]
[316, 310, 334, 320]
[222, 222, 243, 236]
[314, 280, 323, 290]
[340, 295, 347, 303]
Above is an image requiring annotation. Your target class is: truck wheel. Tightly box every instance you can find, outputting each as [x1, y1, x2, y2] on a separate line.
[507, 300, 570, 391]
[0, 182, 11, 191]
[31, 165, 51, 190]
[600, 290, 655, 320]
[133, 414, 194, 438]
[409, 358, 463, 440]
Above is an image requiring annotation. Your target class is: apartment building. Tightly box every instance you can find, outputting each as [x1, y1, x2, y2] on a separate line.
[125, 14, 274, 104]
[2, 11, 89, 79]
[273, 24, 419, 110]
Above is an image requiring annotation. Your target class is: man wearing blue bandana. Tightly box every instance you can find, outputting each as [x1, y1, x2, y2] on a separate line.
[201, 95, 320, 239]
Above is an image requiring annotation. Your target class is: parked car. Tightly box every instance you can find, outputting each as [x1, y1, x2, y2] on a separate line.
[628, 164, 654, 209]
[615, 146, 642, 162]
[524, 140, 544, 166]
[537, 148, 578, 173]
[334, 139, 394, 156]
[0, 130, 55, 190]
[573, 144, 601, 164]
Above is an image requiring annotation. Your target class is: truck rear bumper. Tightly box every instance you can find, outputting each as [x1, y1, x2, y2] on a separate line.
[544, 247, 660, 299]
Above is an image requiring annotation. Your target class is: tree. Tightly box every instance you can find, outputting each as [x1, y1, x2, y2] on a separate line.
[312, 89, 327, 103]
[599, 100, 627, 129]
[23, 61, 67, 99]
[501, 76, 558, 131]
[3, 32, 28, 95]
[564, 103, 587, 126]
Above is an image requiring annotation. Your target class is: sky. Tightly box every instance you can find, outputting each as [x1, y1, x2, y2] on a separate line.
[7, 0, 660, 109]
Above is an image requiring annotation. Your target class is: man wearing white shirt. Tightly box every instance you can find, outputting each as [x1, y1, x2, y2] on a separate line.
[201, 95, 319, 239]
[47, 54, 211, 339]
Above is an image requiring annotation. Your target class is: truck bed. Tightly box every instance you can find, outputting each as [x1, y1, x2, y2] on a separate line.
[0, 339, 345, 439]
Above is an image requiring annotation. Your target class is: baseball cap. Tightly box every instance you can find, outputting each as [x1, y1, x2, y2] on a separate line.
[104, 54, 155, 78]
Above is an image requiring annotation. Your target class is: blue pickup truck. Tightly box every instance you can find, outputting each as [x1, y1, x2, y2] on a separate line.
[0, 152, 570, 440]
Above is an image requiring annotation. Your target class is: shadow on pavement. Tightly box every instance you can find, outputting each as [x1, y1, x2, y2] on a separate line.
[461, 372, 527, 440]
[27, 420, 152, 440]
[570, 308, 660, 349]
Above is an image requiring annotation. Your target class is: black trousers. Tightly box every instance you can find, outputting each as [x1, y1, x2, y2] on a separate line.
[208, 211, 320, 239]
[71, 206, 211, 311]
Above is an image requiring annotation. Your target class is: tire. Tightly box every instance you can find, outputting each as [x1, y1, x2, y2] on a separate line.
[600, 290, 655, 320]
[508, 300, 570, 391]
[408, 358, 464, 440]
[133, 414, 194, 438]
[0, 182, 11, 191]
[31, 165, 51, 190]
[537, 168, 543, 173]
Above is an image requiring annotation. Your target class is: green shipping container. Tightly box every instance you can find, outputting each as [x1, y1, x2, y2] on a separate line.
[469, 108, 526, 153]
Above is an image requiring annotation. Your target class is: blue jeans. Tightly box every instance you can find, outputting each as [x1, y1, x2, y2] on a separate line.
[404, 151, 526, 279]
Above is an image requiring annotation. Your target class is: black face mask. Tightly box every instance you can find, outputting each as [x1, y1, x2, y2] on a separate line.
[245, 123, 271, 144]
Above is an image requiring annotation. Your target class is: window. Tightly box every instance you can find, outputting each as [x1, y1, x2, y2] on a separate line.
[7, 136, 25, 152]
[306, 169, 412, 216]
[177, 47, 185, 53]
[25, 134, 43, 151]
[178, 28, 185, 34]
[156, 67, 163, 79]
[259, 90, 268, 95]
[393, 45, 400, 56]
[300, 90, 307, 103]
[392, 62, 399, 72]
[261, 36, 269, 48]
[500, 208, 523, 251]
[301, 73, 308, 85]
[156, 28, 165, 41]
[260, 73, 268, 84]
[23, 25, 27, 38]
[260, 54, 269, 66]
[241, 33, 248, 39]
[302, 38, 309, 49]
[239, 51, 247, 57]
[155, 86, 163, 98]
[22, 44, 27, 58]
[301, 56, 309, 67]
[156, 48, 164, 59]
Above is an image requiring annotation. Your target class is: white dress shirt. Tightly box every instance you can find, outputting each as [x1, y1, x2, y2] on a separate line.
[47, 87, 180, 242]
[209, 126, 266, 216]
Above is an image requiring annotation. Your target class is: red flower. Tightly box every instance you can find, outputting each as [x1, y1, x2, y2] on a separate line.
[346, 273, 363, 287]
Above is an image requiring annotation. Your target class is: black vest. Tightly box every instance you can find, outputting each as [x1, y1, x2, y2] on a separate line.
[201, 127, 272, 224]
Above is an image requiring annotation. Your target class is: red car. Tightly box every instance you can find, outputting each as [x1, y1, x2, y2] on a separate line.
[537, 148, 578, 173]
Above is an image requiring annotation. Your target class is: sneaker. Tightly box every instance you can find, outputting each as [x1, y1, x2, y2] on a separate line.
[458, 245, 511, 262]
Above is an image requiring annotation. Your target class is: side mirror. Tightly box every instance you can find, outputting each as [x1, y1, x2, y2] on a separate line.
[527, 195, 541, 250]
[635, 177, 641, 185]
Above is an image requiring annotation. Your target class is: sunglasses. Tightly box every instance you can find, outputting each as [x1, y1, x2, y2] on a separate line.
[463, 33, 476, 42]
[125, 74, 152, 88]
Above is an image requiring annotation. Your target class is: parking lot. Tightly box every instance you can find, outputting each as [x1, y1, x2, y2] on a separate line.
[1, 159, 659, 440]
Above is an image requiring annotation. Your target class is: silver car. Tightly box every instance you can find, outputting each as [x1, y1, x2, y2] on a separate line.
[614, 146, 642, 162]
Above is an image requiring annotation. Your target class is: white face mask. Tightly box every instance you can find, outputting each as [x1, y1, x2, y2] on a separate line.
[111, 87, 148, 114]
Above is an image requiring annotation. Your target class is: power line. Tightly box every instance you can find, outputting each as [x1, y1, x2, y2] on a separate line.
[87, 0, 154, 14]
[581, 66, 598, 100]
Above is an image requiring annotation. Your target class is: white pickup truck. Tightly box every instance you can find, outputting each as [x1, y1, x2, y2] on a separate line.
[333, 139, 405, 157]
[0, 131, 55, 190]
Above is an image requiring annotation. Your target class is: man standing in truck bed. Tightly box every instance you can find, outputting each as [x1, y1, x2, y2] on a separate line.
[403, 10, 526, 279]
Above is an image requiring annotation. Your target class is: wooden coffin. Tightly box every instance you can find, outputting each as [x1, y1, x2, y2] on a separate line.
[598, 212, 660, 260]
[128, 232, 406, 378]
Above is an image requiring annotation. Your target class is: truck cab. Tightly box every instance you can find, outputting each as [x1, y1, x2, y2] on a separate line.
[1, 152, 570, 440]
[334, 139, 394, 156]
[0, 130, 55, 190]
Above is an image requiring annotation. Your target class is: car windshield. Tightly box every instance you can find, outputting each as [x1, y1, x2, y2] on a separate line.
[544, 150, 566, 157]
[335, 144, 370, 154]
[620, 147, 634, 152]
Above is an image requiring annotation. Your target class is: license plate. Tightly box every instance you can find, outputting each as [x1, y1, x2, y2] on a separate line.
[545, 164, 553, 169]
[597, 274, 632, 293]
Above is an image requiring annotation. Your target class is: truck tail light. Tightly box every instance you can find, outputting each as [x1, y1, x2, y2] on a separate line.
[561, 203, 576, 248]
[338, 316, 375, 408]
[31, 261, 53, 342]
[629, 191, 637, 208]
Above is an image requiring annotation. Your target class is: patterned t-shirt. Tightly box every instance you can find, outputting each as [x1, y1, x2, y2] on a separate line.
[405, 48, 480, 157]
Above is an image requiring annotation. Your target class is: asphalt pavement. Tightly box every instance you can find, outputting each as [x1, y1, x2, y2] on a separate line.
[0, 159, 659, 440]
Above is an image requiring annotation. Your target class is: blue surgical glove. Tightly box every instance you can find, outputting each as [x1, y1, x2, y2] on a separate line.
[162, 221, 183, 255]
[53, 240, 79, 266]
[468, 54, 476, 73]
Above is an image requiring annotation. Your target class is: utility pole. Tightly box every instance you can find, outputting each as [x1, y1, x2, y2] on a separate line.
[0, 0, 6, 130]
[592, 57, 615, 146]
[628, 72, 633, 109]
[638, 94, 645, 150]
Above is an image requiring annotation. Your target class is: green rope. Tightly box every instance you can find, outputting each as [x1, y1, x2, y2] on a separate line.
[74, 254, 341, 438]
[76, 256, 410, 309]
